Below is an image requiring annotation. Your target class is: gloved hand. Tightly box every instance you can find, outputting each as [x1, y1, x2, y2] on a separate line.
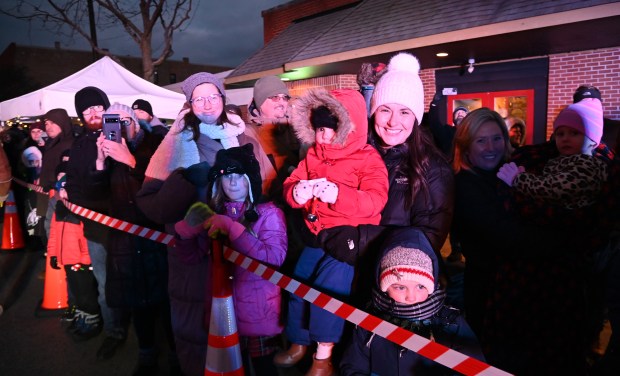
[497, 162, 524, 187]
[184, 202, 215, 227]
[318, 225, 359, 265]
[55, 175, 67, 192]
[205, 214, 245, 240]
[181, 161, 211, 187]
[174, 219, 204, 239]
[293, 181, 314, 205]
[313, 180, 338, 204]
[50, 256, 61, 270]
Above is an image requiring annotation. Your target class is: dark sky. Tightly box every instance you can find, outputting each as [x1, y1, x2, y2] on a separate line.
[0, 0, 290, 69]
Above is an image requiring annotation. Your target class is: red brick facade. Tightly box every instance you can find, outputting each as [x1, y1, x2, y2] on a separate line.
[547, 47, 620, 140]
[262, 0, 359, 43]
[284, 46, 620, 142]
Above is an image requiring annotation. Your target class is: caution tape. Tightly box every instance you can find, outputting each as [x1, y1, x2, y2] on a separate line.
[14, 177, 512, 375]
[223, 247, 511, 376]
[12, 177, 175, 246]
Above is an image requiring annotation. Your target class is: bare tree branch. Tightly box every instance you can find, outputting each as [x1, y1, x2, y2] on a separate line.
[0, 0, 194, 81]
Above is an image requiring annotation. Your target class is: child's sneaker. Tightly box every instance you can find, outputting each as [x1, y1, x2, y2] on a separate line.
[70, 310, 102, 342]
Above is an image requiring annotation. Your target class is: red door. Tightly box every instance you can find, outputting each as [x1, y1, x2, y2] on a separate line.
[447, 89, 535, 145]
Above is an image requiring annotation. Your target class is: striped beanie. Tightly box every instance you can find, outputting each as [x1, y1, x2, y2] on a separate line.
[379, 245, 434, 294]
[370, 52, 424, 123]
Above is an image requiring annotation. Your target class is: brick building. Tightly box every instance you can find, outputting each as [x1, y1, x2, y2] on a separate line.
[228, 0, 620, 144]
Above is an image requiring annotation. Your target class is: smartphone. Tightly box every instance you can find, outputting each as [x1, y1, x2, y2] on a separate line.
[102, 114, 122, 143]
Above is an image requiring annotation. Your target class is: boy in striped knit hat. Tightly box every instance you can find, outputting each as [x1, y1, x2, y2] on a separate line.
[340, 227, 484, 375]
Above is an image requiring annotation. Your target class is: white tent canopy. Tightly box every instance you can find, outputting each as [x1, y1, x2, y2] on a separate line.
[0, 56, 186, 120]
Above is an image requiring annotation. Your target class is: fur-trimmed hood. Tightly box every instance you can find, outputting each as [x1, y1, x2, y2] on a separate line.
[291, 88, 368, 160]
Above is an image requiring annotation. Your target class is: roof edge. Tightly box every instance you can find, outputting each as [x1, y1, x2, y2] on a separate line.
[225, 67, 285, 85]
[285, 3, 620, 70]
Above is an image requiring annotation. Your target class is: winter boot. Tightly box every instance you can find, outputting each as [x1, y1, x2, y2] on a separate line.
[273, 344, 307, 367]
[70, 310, 102, 342]
[305, 355, 334, 376]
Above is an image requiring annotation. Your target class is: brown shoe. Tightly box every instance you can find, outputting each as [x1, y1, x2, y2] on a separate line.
[273, 344, 307, 367]
[305, 355, 334, 376]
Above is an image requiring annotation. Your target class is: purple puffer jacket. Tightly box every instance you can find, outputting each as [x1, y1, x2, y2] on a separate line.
[174, 201, 287, 337]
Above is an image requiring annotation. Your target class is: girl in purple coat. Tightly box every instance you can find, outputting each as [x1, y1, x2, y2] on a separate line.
[173, 143, 287, 376]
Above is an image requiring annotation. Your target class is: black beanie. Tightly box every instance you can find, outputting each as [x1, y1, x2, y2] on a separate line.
[132, 99, 154, 117]
[573, 85, 602, 103]
[208, 144, 262, 219]
[74, 86, 110, 122]
[310, 105, 338, 130]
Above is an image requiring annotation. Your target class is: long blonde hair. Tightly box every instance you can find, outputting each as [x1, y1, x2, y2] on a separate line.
[452, 108, 512, 174]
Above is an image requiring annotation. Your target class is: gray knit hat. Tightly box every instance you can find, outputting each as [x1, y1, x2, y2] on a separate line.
[105, 103, 140, 133]
[379, 246, 435, 294]
[253, 75, 289, 108]
[181, 72, 226, 102]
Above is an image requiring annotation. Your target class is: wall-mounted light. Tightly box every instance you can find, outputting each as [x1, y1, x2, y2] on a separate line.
[436, 52, 448, 57]
[467, 58, 475, 74]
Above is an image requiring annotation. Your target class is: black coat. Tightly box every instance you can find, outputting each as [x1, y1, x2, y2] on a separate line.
[85, 131, 168, 308]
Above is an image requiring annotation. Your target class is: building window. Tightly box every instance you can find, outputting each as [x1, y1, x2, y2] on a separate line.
[170, 73, 177, 84]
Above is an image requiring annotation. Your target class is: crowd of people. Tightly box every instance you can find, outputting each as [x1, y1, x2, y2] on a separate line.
[0, 51, 618, 376]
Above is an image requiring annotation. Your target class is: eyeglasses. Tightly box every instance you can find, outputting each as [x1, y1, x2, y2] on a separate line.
[82, 105, 105, 115]
[190, 94, 223, 107]
[120, 117, 134, 127]
[267, 94, 291, 102]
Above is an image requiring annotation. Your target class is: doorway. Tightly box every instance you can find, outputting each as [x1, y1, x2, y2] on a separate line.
[448, 89, 534, 145]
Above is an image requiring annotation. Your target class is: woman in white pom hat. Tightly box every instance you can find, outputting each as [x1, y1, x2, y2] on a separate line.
[367, 52, 454, 256]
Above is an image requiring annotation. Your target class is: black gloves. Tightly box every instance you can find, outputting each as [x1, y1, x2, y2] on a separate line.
[181, 161, 211, 187]
[318, 224, 388, 266]
[318, 225, 359, 265]
[50, 256, 60, 270]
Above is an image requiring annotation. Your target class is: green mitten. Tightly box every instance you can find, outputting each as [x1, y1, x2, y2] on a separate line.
[184, 202, 215, 227]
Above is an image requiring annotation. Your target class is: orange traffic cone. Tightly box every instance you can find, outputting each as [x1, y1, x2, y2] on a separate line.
[36, 212, 69, 316]
[1, 190, 25, 250]
[37, 252, 69, 314]
[204, 239, 244, 376]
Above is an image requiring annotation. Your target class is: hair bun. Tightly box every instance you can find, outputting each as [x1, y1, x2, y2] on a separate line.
[387, 53, 420, 74]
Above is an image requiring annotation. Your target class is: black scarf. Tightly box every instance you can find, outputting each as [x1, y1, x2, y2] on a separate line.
[370, 286, 446, 335]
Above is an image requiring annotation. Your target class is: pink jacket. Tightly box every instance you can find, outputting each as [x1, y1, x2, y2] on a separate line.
[174, 201, 287, 337]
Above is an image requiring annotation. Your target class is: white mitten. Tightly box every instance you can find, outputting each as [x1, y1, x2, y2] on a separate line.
[293, 181, 314, 205]
[313, 180, 339, 204]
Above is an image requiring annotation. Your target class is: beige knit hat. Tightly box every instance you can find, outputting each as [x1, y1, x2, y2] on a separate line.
[370, 52, 424, 124]
[379, 245, 435, 294]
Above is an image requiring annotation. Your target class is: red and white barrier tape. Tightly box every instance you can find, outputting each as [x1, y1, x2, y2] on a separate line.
[224, 248, 512, 376]
[12, 177, 175, 246]
[14, 177, 511, 375]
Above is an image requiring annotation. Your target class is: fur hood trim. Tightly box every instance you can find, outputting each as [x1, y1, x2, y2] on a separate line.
[291, 88, 368, 154]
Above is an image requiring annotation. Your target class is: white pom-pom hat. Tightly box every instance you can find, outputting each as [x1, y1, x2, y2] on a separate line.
[370, 52, 424, 124]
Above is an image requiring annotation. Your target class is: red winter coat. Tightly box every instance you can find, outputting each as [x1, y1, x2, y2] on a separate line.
[283, 88, 388, 234]
[47, 212, 90, 266]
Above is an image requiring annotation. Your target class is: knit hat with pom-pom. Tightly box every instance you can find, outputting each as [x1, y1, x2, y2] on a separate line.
[370, 52, 424, 123]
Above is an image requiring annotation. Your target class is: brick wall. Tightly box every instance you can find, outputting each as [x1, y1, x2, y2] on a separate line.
[263, 0, 359, 43]
[547, 47, 620, 140]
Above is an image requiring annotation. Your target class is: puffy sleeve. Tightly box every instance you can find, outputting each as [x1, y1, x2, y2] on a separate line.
[230, 204, 287, 268]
